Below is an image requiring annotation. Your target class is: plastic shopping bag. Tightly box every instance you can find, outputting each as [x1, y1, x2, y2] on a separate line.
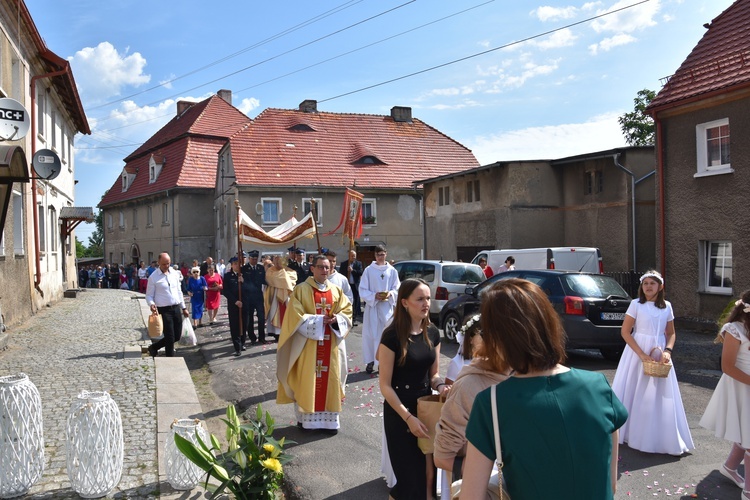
[180, 320, 197, 346]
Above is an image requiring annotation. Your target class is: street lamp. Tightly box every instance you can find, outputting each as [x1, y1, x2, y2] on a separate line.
[0, 145, 29, 233]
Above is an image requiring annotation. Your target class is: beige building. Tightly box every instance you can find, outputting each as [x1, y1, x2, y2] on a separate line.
[214, 101, 481, 265]
[0, 1, 90, 332]
[418, 146, 656, 273]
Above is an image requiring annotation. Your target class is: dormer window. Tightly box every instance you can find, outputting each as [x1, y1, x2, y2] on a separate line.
[355, 155, 383, 165]
[289, 123, 315, 132]
[121, 169, 136, 192]
[149, 154, 165, 184]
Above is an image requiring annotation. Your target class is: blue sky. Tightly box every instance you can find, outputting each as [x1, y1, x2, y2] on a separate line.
[26, 0, 734, 242]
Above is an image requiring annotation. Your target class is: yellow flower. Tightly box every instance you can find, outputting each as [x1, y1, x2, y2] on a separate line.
[263, 444, 275, 453]
[261, 458, 282, 473]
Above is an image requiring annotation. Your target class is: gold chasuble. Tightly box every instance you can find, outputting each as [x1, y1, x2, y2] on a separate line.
[276, 277, 352, 429]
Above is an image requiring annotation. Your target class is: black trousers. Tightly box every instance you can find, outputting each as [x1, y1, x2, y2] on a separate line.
[351, 284, 362, 317]
[244, 295, 266, 342]
[153, 305, 183, 357]
[227, 304, 248, 353]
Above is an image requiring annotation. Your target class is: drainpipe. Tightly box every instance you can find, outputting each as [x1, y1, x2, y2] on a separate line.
[654, 116, 666, 278]
[30, 68, 68, 297]
[611, 154, 656, 273]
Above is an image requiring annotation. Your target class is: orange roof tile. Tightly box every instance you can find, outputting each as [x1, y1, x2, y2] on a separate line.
[649, 0, 750, 111]
[229, 108, 479, 189]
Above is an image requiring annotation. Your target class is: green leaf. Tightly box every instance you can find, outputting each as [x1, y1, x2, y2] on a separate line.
[174, 433, 214, 470]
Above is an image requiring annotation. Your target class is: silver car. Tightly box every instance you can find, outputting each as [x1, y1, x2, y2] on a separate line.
[392, 260, 485, 325]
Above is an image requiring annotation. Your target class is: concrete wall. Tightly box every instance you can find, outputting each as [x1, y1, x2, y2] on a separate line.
[659, 96, 750, 320]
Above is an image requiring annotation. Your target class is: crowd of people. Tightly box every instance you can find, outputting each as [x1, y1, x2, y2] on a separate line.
[83, 247, 750, 499]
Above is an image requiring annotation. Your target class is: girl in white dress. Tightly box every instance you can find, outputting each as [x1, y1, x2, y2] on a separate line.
[612, 270, 694, 455]
[700, 291, 750, 497]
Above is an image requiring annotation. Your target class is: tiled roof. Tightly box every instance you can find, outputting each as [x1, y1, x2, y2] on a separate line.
[649, 0, 750, 111]
[229, 108, 479, 189]
[124, 95, 251, 161]
[60, 207, 95, 220]
[99, 94, 251, 208]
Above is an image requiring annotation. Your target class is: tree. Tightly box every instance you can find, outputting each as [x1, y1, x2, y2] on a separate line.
[618, 89, 656, 146]
[87, 207, 104, 257]
[75, 237, 89, 258]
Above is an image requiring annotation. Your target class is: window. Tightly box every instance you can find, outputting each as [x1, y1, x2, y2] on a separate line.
[303, 198, 322, 225]
[585, 170, 603, 194]
[438, 186, 451, 206]
[696, 118, 732, 177]
[13, 190, 23, 254]
[147, 251, 153, 264]
[38, 205, 46, 252]
[147, 205, 153, 226]
[62, 125, 67, 163]
[119, 210, 124, 229]
[132, 208, 138, 228]
[120, 252, 125, 265]
[362, 198, 376, 225]
[121, 172, 128, 191]
[162, 202, 169, 224]
[261, 198, 281, 225]
[49, 207, 57, 252]
[51, 110, 57, 150]
[149, 163, 156, 183]
[36, 87, 45, 138]
[466, 180, 480, 202]
[702, 241, 732, 294]
[107, 213, 113, 229]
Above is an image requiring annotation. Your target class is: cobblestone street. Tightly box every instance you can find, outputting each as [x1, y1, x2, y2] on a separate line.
[0, 289, 160, 499]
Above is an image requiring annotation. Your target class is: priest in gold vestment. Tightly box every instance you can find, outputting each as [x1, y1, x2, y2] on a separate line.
[276, 254, 352, 433]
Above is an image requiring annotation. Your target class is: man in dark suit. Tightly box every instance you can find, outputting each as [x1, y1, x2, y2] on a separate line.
[288, 248, 310, 284]
[241, 250, 268, 343]
[339, 249, 363, 323]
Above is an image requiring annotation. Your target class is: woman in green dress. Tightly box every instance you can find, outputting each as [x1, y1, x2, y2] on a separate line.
[461, 278, 627, 500]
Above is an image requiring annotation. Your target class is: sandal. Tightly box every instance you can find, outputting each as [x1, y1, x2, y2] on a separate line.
[720, 464, 745, 488]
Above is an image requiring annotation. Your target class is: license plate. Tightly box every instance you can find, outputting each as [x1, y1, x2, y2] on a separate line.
[601, 312, 625, 321]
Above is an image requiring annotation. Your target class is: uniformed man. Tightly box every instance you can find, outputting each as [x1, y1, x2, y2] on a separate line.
[288, 248, 310, 284]
[242, 250, 268, 344]
[221, 256, 249, 356]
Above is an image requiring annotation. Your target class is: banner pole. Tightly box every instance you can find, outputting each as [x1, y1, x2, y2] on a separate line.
[235, 199, 244, 339]
[311, 198, 322, 254]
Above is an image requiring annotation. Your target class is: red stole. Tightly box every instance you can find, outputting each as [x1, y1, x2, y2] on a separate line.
[313, 287, 334, 412]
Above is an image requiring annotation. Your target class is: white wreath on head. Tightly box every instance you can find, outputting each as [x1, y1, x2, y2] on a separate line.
[457, 314, 481, 348]
[735, 300, 750, 313]
[639, 271, 664, 285]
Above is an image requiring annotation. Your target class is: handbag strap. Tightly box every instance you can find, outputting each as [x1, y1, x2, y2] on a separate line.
[491, 384, 504, 500]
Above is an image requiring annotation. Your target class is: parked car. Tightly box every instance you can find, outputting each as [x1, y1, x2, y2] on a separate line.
[392, 260, 485, 323]
[472, 247, 603, 274]
[438, 270, 631, 360]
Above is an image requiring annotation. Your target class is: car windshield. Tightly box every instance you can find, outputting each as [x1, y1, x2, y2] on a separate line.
[564, 274, 629, 298]
[441, 265, 485, 284]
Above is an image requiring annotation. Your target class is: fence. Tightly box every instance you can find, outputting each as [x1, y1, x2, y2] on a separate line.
[603, 271, 641, 298]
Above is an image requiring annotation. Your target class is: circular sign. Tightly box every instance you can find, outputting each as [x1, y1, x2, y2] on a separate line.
[32, 149, 61, 180]
[0, 98, 30, 141]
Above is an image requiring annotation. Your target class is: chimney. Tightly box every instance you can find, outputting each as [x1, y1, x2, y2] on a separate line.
[176, 101, 194, 116]
[299, 99, 318, 113]
[217, 89, 232, 104]
[391, 106, 412, 123]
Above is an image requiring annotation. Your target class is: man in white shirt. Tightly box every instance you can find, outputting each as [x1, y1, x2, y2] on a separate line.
[323, 250, 353, 304]
[217, 258, 226, 277]
[146, 252, 189, 357]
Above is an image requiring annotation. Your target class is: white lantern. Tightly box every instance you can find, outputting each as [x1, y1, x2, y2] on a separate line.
[0, 373, 44, 498]
[166, 418, 208, 490]
[66, 390, 123, 498]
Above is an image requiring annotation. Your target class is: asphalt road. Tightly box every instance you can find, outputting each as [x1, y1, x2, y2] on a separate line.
[190, 313, 743, 500]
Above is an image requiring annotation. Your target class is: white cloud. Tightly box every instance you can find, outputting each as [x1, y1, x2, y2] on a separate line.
[589, 33, 636, 54]
[68, 42, 150, 103]
[502, 60, 560, 88]
[531, 6, 578, 22]
[159, 74, 176, 89]
[467, 112, 625, 164]
[238, 97, 260, 114]
[591, 0, 660, 33]
[533, 29, 578, 50]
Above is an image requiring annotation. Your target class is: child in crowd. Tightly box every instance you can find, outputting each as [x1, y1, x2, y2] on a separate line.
[700, 291, 750, 496]
[611, 270, 694, 455]
[445, 314, 482, 385]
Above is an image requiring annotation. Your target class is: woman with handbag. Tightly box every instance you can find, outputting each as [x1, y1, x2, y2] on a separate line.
[611, 270, 694, 455]
[378, 278, 450, 500]
[461, 279, 627, 499]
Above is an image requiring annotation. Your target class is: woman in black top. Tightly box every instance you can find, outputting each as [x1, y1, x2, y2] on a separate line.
[379, 278, 449, 500]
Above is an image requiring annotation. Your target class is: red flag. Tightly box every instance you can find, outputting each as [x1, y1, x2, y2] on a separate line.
[324, 188, 363, 245]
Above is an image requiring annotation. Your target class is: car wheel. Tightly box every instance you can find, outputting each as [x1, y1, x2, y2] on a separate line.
[600, 348, 623, 361]
[443, 313, 461, 342]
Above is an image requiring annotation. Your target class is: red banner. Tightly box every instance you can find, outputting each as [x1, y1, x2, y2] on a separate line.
[324, 188, 363, 245]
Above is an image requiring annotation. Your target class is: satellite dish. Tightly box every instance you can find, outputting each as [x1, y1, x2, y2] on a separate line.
[32, 149, 61, 180]
[255, 202, 264, 216]
[0, 98, 30, 141]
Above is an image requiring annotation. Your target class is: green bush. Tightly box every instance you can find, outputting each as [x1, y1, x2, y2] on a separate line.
[175, 403, 293, 499]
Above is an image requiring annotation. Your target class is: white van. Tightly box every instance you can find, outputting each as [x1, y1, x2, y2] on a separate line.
[472, 247, 603, 274]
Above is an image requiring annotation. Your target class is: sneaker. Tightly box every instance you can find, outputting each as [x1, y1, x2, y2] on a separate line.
[366, 362, 374, 374]
[721, 464, 745, 488]
[240, 345, 246, 351]
[233, 351, 241, 357]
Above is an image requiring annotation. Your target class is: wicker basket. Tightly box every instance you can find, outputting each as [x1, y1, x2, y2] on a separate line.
[642, 347, 672, 378]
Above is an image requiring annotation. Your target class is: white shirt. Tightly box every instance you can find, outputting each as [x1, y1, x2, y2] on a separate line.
[217, 262, 226, 276]
[146, 267, 186, 309]
[327, 270, 353, 305]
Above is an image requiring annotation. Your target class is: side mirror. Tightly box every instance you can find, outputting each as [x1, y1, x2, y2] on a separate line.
[465, 286, 475, 296]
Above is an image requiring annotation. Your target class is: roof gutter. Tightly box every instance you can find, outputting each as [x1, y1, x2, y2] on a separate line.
[654, 115, 666, 278]
[30, 68, 68, 296]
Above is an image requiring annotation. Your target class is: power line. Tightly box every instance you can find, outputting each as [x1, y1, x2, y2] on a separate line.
[319, 0, 652, 103]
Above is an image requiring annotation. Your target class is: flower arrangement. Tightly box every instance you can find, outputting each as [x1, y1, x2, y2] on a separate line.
[362, 215, 376, 225]
[174, 403, 293, 499]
